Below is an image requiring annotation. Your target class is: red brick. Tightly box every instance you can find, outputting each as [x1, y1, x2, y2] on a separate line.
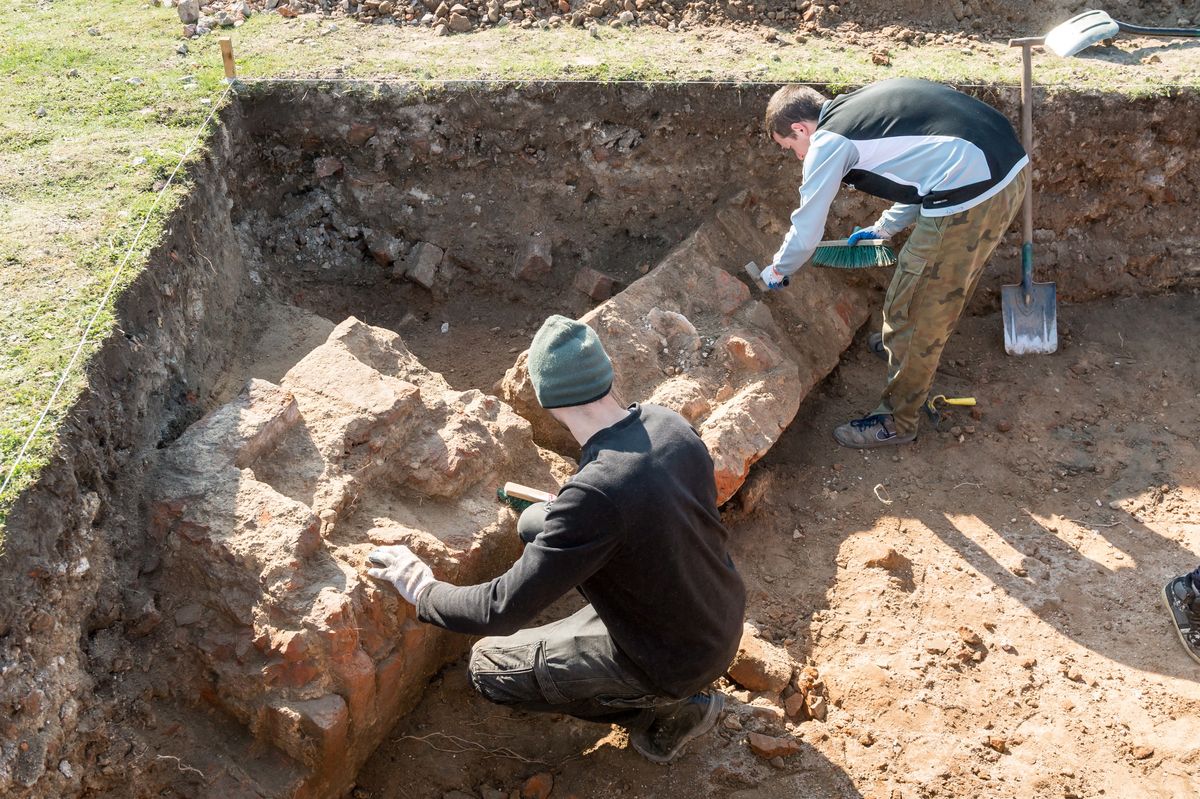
[513, 236, 553, 280]
[573, 266, 615, 301]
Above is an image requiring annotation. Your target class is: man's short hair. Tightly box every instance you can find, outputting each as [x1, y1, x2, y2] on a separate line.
[764, 85, 828, 138]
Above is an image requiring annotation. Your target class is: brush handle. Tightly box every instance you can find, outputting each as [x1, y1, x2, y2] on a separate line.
[816, 238, 887, 247]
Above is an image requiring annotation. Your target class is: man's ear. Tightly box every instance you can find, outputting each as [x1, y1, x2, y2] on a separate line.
[789, 120, 813, 137]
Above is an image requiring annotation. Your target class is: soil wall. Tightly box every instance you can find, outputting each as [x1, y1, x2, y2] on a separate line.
[0, 108, 266, 796]
[233, 81, 1200, 323]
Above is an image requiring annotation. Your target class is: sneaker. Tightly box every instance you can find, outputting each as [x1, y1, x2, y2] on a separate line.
[833, 414, 916, 449]
[867, 332, 888, 361]
[629, 692, 724, 764]
[1162, 573, 1200, 665]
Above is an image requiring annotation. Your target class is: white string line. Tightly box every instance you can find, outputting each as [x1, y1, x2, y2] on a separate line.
[0, 85, 234, 501]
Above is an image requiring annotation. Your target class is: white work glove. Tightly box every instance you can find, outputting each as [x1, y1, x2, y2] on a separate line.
[847, 226, 890, 245]
[760, 263, 790, 290]
[366, 545, 436, 605]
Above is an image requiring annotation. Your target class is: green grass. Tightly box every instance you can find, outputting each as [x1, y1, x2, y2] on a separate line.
[1, 0, 1197, 536]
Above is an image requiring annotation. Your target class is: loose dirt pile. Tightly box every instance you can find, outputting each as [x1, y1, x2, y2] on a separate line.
[169, 0, 1198, 41]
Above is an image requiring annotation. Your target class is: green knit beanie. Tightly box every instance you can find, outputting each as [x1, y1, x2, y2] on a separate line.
[528, 315, 613, 409]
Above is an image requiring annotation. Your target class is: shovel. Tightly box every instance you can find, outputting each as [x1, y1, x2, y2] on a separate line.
[1044, 10, 1200, 57]
[1002, 38, 1057, 355]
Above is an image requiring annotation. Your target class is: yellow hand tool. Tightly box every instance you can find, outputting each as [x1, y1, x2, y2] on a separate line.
[923, 395, 977, 428]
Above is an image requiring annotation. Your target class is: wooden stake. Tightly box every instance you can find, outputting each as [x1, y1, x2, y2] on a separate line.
[219, 37, 236, 79]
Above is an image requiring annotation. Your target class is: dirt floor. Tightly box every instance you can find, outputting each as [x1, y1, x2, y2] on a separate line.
[351, 291, 1200, 799]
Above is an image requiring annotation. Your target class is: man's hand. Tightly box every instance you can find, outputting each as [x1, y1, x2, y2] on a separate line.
[847, 227, 889, 246]
[760, 263, 790, 290]
[366, 545, 436, 604]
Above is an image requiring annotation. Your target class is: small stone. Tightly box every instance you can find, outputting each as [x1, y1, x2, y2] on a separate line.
[747, 732, 801, 759]
[871, 51, 891, 65]
[434, 22, 449, 34]
[87, 26, 101, 35]
[862, 543, 911, 573]
[402, 242, 445, 289]
[805, 693, 827, 721]
[784, 690, 807, 719]
[723, 713, 743, 731]
[728, 625, 794, 693]
[313, 156, 343, 179]
[520, 772, 553, 799]
[573, 266, 615, 301]
[997, 420, 1013, 433]
[513, 235, 553, 280]
[176, 43, 189, 55]
[1131, 745, 1154, 760]
[958, 626, 982, 646]
[986, 736, 1008, 753]
[35, 107, 48, 118]
[448, 12, 472, 31]
[178, 0, 200, 23]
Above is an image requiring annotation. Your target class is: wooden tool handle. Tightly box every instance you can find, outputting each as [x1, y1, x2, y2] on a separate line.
[503, 482, 556, 504]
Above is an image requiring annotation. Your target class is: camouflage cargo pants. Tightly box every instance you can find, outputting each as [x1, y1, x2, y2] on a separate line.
[873, 168, 1028, 435]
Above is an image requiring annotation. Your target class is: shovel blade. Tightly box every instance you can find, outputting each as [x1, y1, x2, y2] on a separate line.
[1045, 10, 1120, 57]
[1002, 281, 1058, 355]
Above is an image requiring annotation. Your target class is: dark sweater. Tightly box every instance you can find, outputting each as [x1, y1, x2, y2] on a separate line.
[417, 403, 746, 699]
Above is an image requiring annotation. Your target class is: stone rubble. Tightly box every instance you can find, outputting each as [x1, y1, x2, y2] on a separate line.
[496, 204, 875, 505]
[156, 0, 1197, 45]
[147, 317, 572, 795]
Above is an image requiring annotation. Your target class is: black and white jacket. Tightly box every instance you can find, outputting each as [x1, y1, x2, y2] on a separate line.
[772, 78, 1028, 275]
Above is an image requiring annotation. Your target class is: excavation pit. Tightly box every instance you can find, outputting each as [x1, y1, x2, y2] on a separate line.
[1, 81, 1198, 798]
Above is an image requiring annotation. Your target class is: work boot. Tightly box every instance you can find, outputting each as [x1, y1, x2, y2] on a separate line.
[629, 692, 724, 764]
[1162, 572, 1200, 665]
[833, 414, 916, 449]
[867, 332, 887, 361]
